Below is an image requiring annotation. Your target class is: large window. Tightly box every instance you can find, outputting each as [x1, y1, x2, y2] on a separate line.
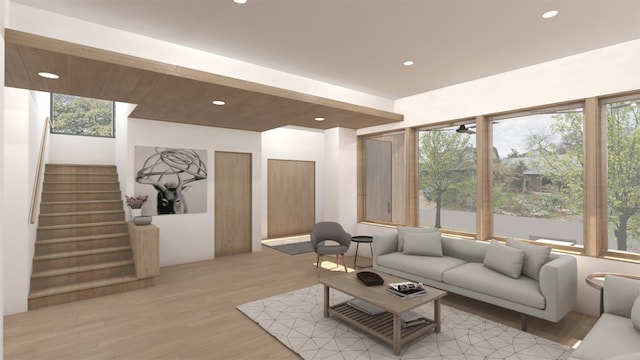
[604, 97, 640, 255]
[491, 107, 584, 247]
[418, 124, 476, 232]
[51, 93, 115, 137]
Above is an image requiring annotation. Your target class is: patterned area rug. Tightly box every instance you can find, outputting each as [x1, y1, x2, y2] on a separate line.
[237, 284, 573, 360]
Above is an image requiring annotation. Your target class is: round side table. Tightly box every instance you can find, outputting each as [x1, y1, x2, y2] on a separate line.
[351, 235, 373, 269]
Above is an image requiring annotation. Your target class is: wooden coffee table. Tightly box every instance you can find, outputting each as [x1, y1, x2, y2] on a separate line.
[318, 271, 447, 355]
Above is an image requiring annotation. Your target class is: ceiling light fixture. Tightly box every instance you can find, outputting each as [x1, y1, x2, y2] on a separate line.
[542, 10, 558, 19]
[38, 71, 59, 79]
[233, 0, 247, 4]
[403, 60, 414, 66]
[314, 117, 325, 121]
[212, 100, 225, 106]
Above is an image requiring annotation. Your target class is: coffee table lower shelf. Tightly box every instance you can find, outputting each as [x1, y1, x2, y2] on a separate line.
[328, 302, 437, 354]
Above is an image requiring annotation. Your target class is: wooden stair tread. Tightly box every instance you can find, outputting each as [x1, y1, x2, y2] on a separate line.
[39, 210, 124, 217]
[42, 190, 121, 194]
[28, 276, 140, 299]
[31, 260, 135, 278]
[38, 220, 126, 230]
[41, 199, 122, 205]
[34, 246, 132, 260]
[36, 233, 129, 245]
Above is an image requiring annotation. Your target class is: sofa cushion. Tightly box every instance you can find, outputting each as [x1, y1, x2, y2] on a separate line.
[443, 262, 545, 309]
[506, 238, 551, 281]
[569, 313, 640, 360]
[483, 240, 524, 279]
[397, 226, 439, 252]
[441, 237, 488, 263]
[632, 295, 640, 330]
[376, 252, 466, 282]
[605, 275, 640, 318]
[403, 232, 443, 257]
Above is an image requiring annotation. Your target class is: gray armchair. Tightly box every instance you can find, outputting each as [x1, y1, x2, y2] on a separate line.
[310, 222, 351, 276]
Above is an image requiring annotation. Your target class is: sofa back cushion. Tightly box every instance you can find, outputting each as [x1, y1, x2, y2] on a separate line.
[604, 275, 640, 318]
[506, 238, 551, 281]
[397, 226, 439, 252]
[403, 231, 443, 256]
[441, 237, 488, 263]
[483, 240, 525, 279]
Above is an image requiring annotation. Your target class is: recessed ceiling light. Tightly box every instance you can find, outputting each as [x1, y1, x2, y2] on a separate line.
[542, 10, 558, 19]
[233, 0, 247, 4]
[38, 71, 59, 79]
[403, 60, 414, 66]
[314, 117, 325, 121]
[212, 100, 225, 106]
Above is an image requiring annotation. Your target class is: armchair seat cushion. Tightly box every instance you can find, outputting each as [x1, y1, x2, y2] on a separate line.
[569, 313, 640, 360]
[317, 245, 349, 255]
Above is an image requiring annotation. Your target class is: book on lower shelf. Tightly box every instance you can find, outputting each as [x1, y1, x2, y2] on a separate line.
[400, 311, 428, 328]
[387, 281, 427, 298]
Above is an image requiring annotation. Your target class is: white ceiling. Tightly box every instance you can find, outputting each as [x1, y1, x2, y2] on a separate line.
[10, 0, 640, 100]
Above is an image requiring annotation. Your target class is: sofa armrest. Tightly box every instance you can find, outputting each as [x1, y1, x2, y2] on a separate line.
[603, 275, 640, 318]
[372, 232, 398, 262]
[538, 255, 577, 322]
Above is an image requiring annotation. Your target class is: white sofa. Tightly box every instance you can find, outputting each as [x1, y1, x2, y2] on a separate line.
[372, 226, 577, 329]
[569, 275, 640, 360]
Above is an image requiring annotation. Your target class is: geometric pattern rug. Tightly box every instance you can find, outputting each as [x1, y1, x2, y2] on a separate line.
[237, 284, 573, 360]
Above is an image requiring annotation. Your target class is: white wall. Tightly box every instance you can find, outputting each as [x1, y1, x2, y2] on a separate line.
[261, 127, 326, 238]
[127, 118, 262, 266]
[49, 134, 116, 165]
[361, 39, 640, 135]
[1, 0, 6, 353]
[3, 88, 30, 314]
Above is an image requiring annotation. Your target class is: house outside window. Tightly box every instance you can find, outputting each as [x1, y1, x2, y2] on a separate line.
[490, 106, 584, 248]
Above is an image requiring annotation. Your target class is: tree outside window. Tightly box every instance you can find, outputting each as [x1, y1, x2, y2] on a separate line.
[51, 94, 115, 137]
[418, 126, 476, 231]
[606, 99, 640, 254]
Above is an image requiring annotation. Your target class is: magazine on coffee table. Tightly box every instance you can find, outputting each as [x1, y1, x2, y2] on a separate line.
[387, 281, 427, 298]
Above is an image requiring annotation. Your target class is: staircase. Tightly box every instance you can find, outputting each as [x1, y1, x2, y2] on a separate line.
[29, 164, 154, 309]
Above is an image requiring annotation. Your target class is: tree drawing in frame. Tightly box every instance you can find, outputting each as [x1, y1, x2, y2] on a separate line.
[135, 146, 208, 215]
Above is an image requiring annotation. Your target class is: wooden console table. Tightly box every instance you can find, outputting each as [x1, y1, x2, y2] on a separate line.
[128, 223, 160, 278]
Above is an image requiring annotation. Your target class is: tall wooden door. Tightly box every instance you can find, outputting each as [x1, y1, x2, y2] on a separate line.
[365, 139, 392, 222]
[215, 151, 252, 257]
[267, 159, 315, 238]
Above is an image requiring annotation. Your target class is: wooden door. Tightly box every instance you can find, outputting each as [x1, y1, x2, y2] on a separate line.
[267, 159, 315, 238]
[365, 139, 392, 222]
[215, 151, 252, 256]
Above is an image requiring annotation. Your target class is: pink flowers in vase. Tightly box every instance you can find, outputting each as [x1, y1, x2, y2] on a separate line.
[125, 195, 148, 209]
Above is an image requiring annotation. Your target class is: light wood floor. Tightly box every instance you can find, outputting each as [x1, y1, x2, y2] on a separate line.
[4, 246, 597, 359]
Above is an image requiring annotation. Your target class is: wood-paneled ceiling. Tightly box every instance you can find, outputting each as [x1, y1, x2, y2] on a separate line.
[5, 30, 403, 132]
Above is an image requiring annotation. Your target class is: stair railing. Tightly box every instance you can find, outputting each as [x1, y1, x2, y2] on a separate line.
[29, 117, 52, 224]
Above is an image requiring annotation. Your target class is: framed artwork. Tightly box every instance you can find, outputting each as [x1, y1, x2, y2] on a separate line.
[134, 146, 208, 216]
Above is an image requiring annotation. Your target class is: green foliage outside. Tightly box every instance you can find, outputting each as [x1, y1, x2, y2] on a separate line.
[52, 94, 114, 137]
[419, 130, 476, 228]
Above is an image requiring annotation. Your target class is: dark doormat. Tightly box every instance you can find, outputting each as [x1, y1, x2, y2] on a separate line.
[263, 241, 313, 255]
